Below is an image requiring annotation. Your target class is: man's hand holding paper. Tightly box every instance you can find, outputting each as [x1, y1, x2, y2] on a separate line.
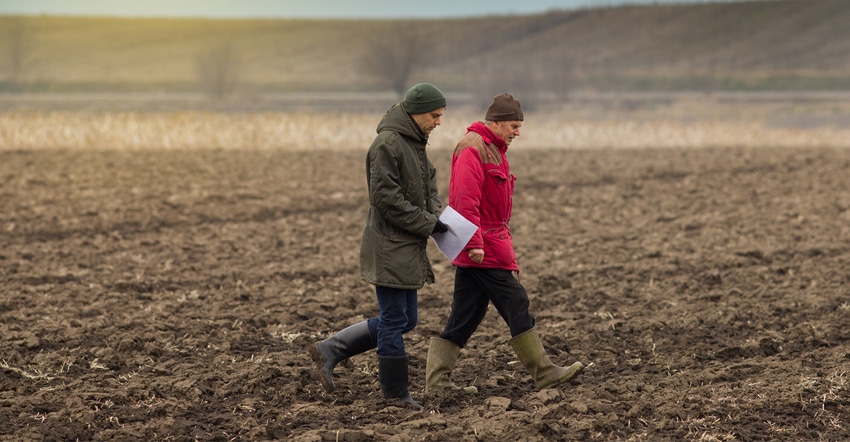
[430, 206, 477, 261]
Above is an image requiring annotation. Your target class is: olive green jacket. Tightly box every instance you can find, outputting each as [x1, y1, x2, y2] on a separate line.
[360, 103, 443, 289]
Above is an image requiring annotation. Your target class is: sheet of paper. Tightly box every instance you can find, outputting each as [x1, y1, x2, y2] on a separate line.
[431, 206, 477, 261]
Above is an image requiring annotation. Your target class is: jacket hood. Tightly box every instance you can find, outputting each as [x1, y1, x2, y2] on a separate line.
[467, 121, 507, 151]
[376, 103, 428, 143]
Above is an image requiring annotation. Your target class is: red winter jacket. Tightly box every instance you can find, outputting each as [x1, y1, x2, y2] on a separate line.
[448, 121, 519, 271]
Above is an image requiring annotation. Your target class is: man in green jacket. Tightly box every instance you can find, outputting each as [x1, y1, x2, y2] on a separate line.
[310, 83, 448, 410]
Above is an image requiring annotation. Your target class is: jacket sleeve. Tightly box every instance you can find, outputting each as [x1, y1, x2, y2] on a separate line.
[427, 158, 443, 217]
[449, 146, 484, 250]
[369, 140, 435, 238]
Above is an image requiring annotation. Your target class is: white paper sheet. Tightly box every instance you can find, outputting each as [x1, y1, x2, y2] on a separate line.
[431, 206, 478, 261]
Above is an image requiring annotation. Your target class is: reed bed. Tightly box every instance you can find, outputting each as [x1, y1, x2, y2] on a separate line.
[2, 110, 850, 151]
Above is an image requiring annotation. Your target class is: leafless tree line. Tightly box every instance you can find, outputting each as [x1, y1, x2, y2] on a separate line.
[2, 18, 574, 108]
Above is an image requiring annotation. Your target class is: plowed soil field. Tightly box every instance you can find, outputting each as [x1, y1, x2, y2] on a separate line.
[2, 144, 849, 441]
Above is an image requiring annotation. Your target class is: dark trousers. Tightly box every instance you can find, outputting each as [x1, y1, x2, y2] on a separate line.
[440, 267, 535, 348]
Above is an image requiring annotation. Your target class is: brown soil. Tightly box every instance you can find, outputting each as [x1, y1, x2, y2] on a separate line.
[1, 146, 848, 441]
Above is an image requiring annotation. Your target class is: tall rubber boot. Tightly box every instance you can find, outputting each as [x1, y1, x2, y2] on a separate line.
[309, 320, 376, 392]
[425, 337, 478, 393]
[509, 328, 585, 390]
[378, 355, 423, 410]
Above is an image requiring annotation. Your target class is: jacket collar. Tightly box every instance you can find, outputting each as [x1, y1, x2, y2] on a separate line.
[467, 121, 507, 152]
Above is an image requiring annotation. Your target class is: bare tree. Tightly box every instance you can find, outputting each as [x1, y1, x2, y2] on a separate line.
[2, 17, 33, 92]
[472, 56, 543, 112]
[360, 25, 426, 98]
[548, 56, 576, 102]
[196, 42, 239, 101]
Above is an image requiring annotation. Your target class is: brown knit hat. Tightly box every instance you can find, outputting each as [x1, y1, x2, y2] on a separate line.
[485, 93, 524, 122]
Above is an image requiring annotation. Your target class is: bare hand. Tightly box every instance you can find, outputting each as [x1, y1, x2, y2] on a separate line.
[468, 248, 484, 264]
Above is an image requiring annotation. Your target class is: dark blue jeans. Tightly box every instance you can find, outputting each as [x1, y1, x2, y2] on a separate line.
[367, 286, 418, 357]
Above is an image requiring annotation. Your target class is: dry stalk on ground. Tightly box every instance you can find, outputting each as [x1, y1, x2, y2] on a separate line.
[2, 110, 850, 151]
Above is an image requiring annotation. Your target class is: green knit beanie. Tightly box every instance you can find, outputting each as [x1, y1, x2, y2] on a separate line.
[403, 83, 447, 114]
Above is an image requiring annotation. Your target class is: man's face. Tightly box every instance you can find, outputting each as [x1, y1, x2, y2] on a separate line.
[490, 120, 522, 146]
[412, 107, 445, 135]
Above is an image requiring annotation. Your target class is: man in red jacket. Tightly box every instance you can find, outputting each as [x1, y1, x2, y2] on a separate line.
[425, 93, 585, 393]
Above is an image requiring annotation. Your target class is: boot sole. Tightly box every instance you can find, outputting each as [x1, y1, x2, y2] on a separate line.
[426, 383, 479, 394]
[540, 361, 586, 389]
[308, 342, 335, 393]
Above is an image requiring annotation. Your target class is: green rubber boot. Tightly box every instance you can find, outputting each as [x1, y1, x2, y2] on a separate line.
[509, 328, 584, 390]
[425, 337, 478, 393]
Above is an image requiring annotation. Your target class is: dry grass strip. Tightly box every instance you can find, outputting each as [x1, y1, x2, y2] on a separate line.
[3, 110, 850, 151]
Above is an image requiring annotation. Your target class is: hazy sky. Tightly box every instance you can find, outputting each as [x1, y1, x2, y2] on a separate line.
[1, 0, 759, 19]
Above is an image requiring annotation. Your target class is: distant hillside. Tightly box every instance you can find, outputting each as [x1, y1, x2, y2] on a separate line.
[1, 0, 849, 98]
